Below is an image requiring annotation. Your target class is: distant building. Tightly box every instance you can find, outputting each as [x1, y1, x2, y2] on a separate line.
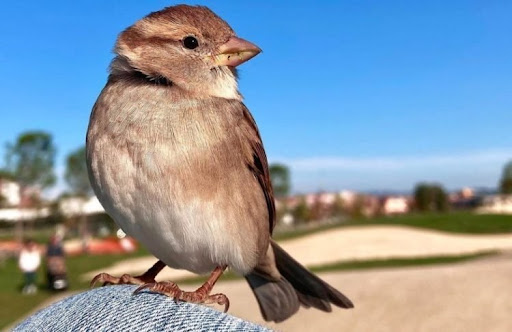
[361, 195, 380, 217]
[302, 192, 337, 207]
[278, 191, 356, 209]
[304, 193, 317, 207]
[0, 207, 51, 222]
[450, 187, 481, 210]
[279, 195, 300, 210]
[0, 177, 107, 221]
[449, 187, 475, 202]
[476, 195, 512, 214]
[0, 175, 43, 209]
[274, 190, 414, 223]
[0, 178, 21, 207]
[317, 192, 337, 205]
[0, 177, 45, 222]
[58, 196, 105, 217]
[459, 187, 475, 199]
[339, 190, 357, 207]
[381, 196, 410, 215]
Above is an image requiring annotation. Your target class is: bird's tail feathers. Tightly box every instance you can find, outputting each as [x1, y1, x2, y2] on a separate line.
[245, 272, 300, 323]
[245, 240, 353, 322]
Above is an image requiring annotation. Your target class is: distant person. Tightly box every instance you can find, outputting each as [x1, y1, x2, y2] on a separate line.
[46, 235, 64, 257]
[46, 235, 68, 291]
[18, 239, 41, 294]
[81, 231, 91, 254]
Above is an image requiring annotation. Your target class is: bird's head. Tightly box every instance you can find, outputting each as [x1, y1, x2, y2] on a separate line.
[112, 5, 261, 100]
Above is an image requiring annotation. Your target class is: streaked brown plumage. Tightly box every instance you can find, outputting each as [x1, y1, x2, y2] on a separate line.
[86, 4, 353, 322]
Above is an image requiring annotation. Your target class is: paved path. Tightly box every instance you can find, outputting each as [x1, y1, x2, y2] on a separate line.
[83, 225, 512, 282]
[215, 253, 512, 332]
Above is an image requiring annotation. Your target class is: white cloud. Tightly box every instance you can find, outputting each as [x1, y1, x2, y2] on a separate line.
[271, 148, 512, 192]
[274, 149, 512, 171]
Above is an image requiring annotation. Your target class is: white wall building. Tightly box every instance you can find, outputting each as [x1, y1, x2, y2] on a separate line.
[339, 190, 357, 207]
[0, 207, 51, 221]
[382, 196, 409, 215]
[0, 178, 21, 207]
[59, 196, 105, 217]
[476, 195, 512, 214]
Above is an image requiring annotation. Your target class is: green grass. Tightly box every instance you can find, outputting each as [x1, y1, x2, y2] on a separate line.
[351, 212, 512, 233]
[173, 250, 499, 286]
[0, 246, 150, 330]
[274, 212, 512, 241]
[308, 250, 498, 273]
[0, 229, 55, 244]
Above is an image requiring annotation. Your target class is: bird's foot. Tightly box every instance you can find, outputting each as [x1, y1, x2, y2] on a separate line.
[90, 260, 166, 287]
[90, 272, 156, 287]
[134, 281, 230, 312]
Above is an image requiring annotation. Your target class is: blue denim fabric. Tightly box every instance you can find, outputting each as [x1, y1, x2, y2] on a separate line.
[13, 285, 273, 331]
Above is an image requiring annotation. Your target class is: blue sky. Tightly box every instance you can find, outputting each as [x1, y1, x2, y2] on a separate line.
[1, 1, 511, 195]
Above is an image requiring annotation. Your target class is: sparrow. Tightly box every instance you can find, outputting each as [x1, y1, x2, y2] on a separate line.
[86, 4, 353, 322]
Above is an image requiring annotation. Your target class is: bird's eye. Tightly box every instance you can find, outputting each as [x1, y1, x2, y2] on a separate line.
[183, 36, 199, 49]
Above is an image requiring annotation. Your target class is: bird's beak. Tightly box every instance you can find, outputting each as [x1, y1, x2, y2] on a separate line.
[214, 36, 261, 67]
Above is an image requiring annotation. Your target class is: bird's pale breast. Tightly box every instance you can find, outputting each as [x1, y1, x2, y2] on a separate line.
[87, 82, 269, 275]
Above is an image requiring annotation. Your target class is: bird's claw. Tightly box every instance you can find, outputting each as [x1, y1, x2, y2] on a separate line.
[133, 281, 230, 312]
[90, 272, 155, 288]
[208, 293, 230, 313]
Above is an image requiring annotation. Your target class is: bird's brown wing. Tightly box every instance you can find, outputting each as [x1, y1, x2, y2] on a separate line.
[240, 104, 276, 234]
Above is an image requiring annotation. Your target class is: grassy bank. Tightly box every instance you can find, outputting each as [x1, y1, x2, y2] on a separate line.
[174, 250, 499, 285]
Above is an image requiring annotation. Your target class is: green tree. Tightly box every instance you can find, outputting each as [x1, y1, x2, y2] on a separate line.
[499, 161, 512, 194]
[429, 185, 449, 212]
[6, 131, 56, 190]
[0, 193, 6, 208]
[0, 169, 14, 180]
[65, 146, 92, 197]
[5, 131, 56, 240]
[292, 197, 311, 223]
[413, 182, 449, 212]
[309, 198, 325, 221]
[269, 163, 290, 198]
[350, 195, 366, 219]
